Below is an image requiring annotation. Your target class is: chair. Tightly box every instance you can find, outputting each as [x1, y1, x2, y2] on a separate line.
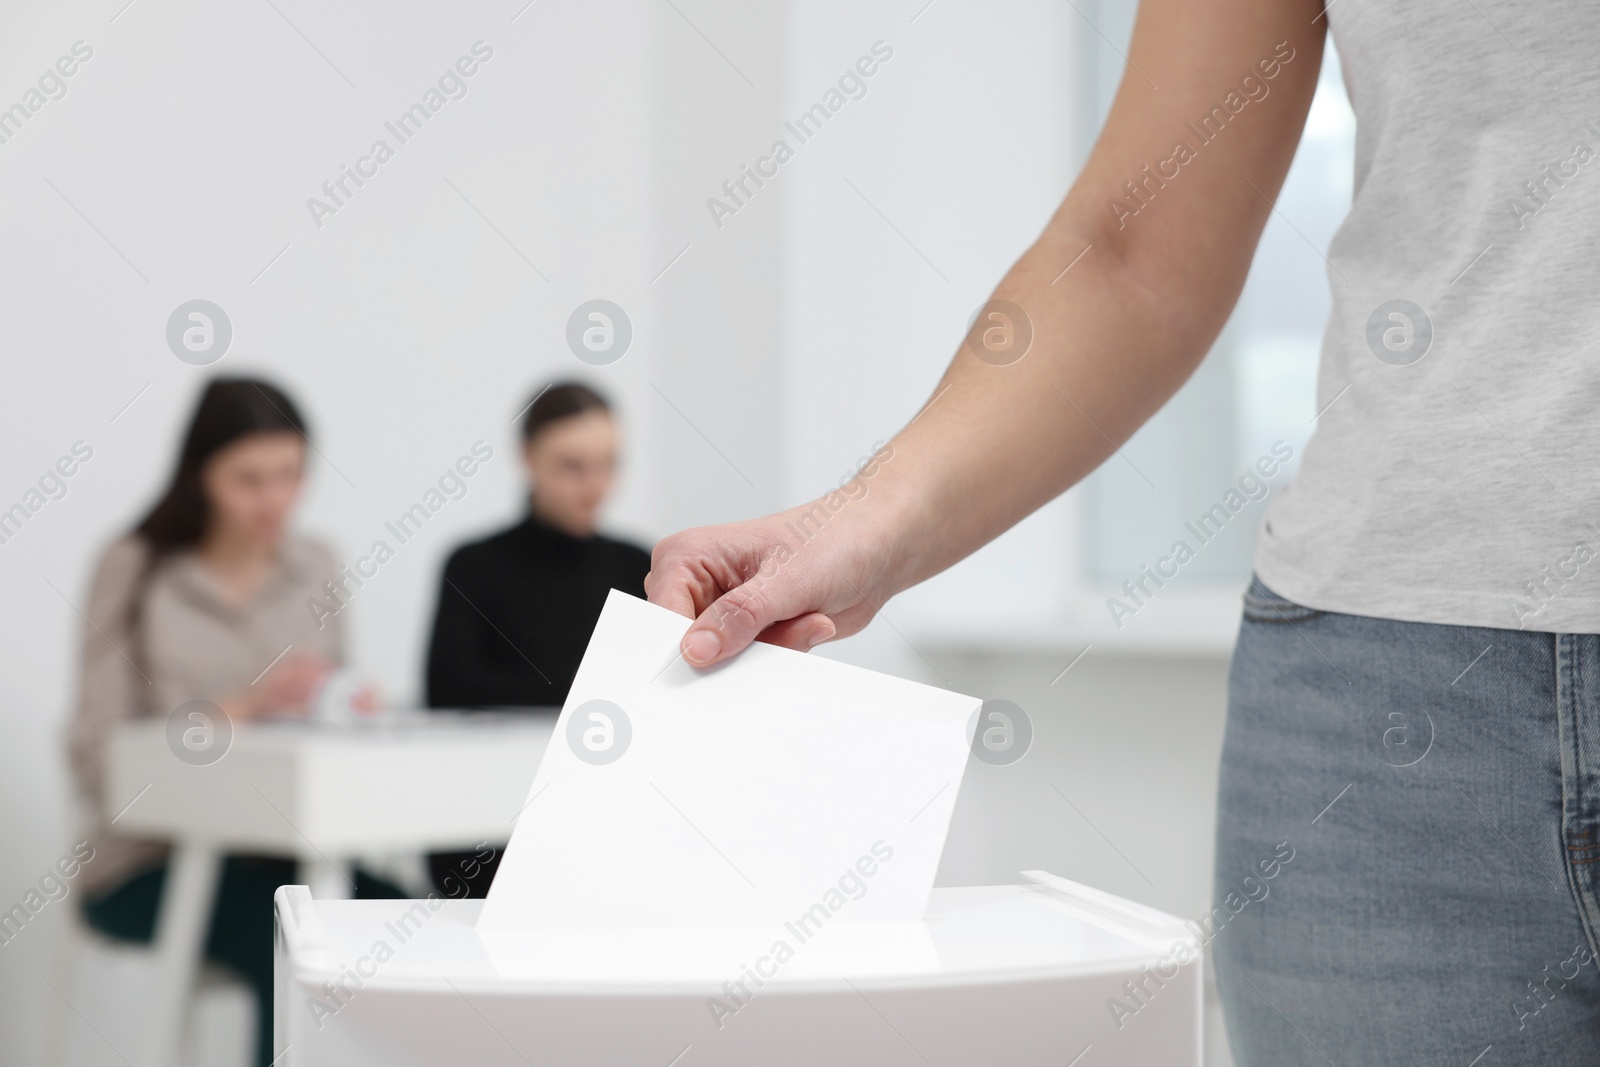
[43, 903, 253, 1067]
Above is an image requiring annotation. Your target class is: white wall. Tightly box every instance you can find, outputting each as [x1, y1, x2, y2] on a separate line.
[783, 0, 1091, 639]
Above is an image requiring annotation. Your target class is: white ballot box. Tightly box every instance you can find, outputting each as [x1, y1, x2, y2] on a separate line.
[275, 595, 1204, 1063]
[274, 871, 1203, 1066]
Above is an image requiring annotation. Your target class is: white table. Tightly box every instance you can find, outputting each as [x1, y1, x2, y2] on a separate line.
[106, 709, 554, 1067]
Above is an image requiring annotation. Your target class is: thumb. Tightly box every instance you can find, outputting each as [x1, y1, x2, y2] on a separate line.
[682, 580, 803, 667]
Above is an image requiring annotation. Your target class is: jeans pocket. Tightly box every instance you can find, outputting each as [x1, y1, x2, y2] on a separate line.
[1241, 574, 1326, 624]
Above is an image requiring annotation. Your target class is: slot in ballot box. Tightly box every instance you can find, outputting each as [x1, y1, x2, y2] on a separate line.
[274, 870, 1202, 1066]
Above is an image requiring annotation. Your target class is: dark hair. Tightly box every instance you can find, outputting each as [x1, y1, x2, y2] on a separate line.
[520, 381, 611, 444]
[134, 378, 308, 557]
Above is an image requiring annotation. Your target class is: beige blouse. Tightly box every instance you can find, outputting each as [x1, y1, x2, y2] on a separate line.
[69, 534, 345, 895]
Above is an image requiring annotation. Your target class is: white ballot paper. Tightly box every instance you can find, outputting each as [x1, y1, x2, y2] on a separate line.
[478, 590, 980, 931]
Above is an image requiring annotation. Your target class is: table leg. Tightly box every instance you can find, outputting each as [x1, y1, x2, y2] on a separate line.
[301, 856, 355, 900]
[140, 841, 221, 1067]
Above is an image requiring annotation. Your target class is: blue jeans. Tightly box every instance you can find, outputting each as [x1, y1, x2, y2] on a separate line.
[1214, 576, 1600, 1064]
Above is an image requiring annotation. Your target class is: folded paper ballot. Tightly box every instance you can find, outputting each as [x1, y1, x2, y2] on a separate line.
[478, 590, 981, 931]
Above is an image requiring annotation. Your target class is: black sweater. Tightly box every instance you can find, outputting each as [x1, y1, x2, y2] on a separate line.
[424, 513, 652, 709]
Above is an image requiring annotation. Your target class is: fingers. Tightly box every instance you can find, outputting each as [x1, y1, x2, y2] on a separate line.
[644, 564, 699, 620]
[283, 662, 328, 688]
[646, 535, 721, 620]
[758, 613, 838, 652]
[682, 581, 803, 667]
[651, 523, 854, 666]
[274, 657, 334, 708]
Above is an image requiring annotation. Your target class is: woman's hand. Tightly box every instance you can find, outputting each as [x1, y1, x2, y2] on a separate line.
[646, 500, 901, 667]
[349, 679, 385, 716]
[237, 651, 332, 718]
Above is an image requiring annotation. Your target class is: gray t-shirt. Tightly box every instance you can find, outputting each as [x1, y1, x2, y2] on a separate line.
[1253, 1, 1600, 633]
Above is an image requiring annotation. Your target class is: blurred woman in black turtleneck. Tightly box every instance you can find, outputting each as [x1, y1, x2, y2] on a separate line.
[424, 381, 650, 895]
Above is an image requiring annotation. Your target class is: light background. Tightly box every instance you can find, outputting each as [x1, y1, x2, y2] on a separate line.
[0, 1, 1350, 1063]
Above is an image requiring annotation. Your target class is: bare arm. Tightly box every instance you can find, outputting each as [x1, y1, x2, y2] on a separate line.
[648, 0, 1327, 666]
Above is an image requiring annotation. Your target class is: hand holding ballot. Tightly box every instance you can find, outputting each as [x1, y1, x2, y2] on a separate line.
[645, 448, 904, 668]
[479, 590, 979, 931]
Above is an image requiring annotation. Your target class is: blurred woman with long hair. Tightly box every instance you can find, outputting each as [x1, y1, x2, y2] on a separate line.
[68, 377, 393, 1067]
